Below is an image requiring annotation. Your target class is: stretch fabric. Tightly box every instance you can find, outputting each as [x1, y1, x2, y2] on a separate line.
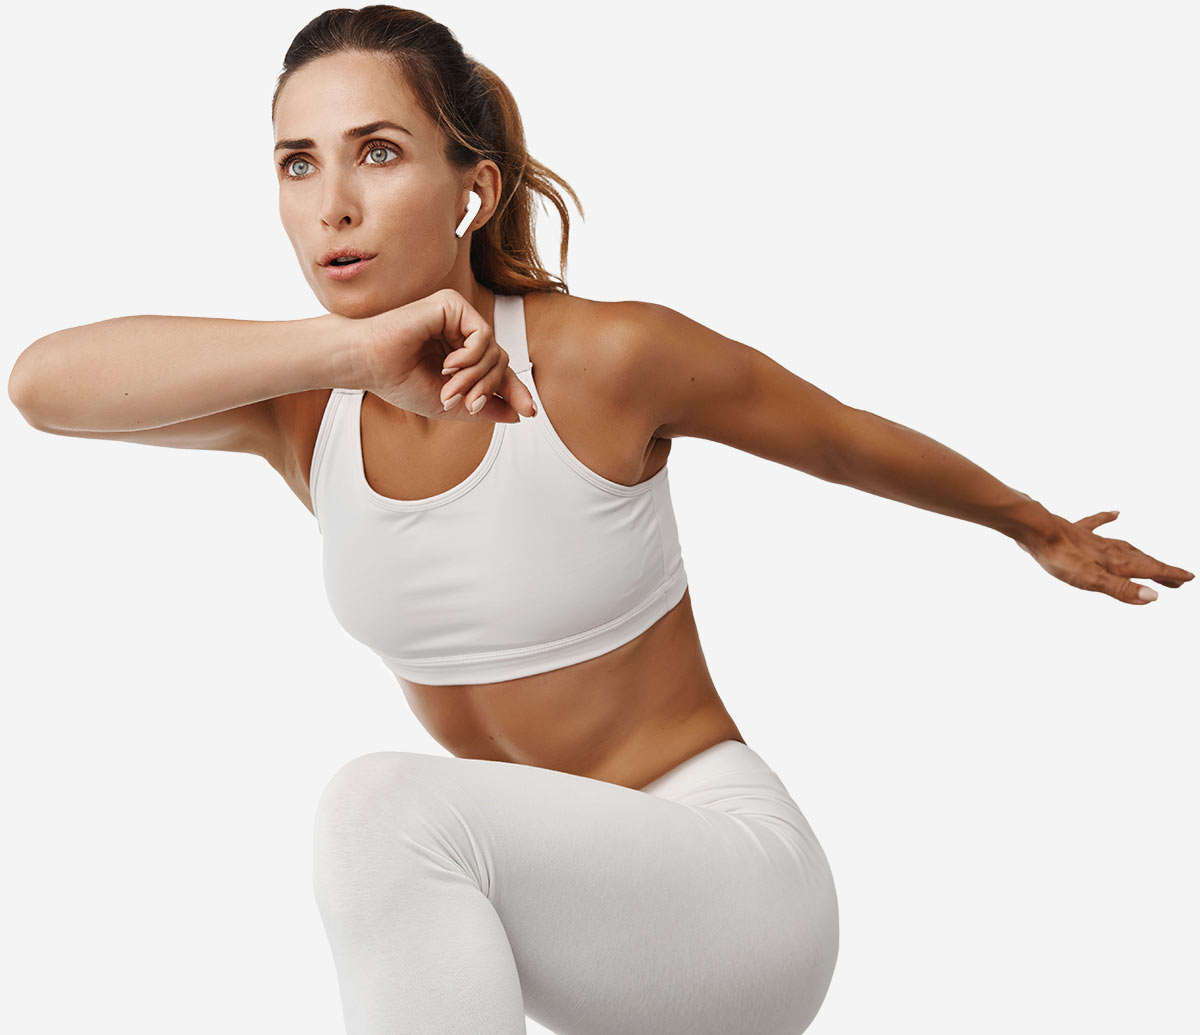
[311, 738, 839, 1034]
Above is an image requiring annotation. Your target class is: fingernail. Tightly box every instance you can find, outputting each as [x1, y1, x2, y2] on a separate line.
[530, 401, 538, 416]
[441, 367, 453, 375]
[468, 395, 486, 414]
[1137, 586, 1158, 602]
[443, 393, 462, 411]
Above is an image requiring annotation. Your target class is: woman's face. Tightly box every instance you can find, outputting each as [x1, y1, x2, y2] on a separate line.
[272, 50, 475, 319]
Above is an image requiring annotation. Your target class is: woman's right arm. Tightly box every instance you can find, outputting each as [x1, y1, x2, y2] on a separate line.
[6, 312, 364, 458]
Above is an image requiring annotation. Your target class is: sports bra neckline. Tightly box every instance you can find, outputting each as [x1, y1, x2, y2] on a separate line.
[355, 391, 506, 511]
[332, 292, 670, 515]
[350, 290, 527, 511]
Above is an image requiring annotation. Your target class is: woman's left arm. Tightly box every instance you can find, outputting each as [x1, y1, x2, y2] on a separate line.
[802, 409, 1193, 605]
[611, 302, 1194, 606]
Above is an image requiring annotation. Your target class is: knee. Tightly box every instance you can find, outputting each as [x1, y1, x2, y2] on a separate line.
[313, 751, 436, 843]
[310, 752, 441, 900]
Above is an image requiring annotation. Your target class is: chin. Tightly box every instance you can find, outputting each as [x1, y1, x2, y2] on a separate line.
[326, 297, 388, 321]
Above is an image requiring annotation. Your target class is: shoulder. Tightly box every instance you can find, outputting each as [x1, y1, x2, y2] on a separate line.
[524, 289, 672, 387]
[527, 292, 758, 441]
[521, 290, 673, 455]
[524, 289, 647, 350]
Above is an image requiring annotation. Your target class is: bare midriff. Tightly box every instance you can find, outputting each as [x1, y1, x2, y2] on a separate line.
[274, 289, 745, 791]
[396, 585, 745, 789]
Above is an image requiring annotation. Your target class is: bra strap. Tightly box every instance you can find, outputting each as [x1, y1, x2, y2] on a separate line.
[494, 293, 532, 375]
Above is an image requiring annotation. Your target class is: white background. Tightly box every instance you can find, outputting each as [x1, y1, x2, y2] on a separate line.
[3, 1, 1197, 1033]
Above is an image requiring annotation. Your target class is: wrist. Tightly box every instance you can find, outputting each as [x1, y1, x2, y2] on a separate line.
[992, 491, 1063, 549]
[320, 312, 374, 390]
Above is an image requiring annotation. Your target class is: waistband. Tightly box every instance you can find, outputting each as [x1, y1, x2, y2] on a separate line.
[639, 739, 786, 799]
[638, 739, 824, 860]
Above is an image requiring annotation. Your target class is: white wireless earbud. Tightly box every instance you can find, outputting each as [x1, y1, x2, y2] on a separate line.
[455, 190, 482, 238]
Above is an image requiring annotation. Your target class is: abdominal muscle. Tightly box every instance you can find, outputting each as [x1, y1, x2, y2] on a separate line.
[396, 585, 746, 790]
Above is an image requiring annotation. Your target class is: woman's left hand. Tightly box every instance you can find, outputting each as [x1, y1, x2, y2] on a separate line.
[1016, 510, 1194, 604]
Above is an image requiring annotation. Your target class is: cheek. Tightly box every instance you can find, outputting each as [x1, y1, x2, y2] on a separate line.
[373, 180, 451, 227]
[278, 195, 303, 237]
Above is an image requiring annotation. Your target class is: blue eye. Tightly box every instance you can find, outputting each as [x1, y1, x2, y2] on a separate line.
[281, 156, 312, 179]
[278, 140, 401, 180]
[365, 144, 398, 166]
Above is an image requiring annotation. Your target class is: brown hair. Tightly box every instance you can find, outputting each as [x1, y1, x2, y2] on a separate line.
[270, 5, 583, 295]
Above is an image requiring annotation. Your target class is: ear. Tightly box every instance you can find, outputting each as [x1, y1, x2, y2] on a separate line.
[464, 159, 502, 231]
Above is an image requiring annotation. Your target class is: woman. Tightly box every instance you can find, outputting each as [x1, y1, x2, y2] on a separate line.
[8, 6, 1193, 1034]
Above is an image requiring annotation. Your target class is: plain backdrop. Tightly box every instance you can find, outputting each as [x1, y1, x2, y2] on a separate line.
[3, 1, 1197, 1033]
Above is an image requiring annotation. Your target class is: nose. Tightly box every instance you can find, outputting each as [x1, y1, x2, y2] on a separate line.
[319, 166, 362, 228]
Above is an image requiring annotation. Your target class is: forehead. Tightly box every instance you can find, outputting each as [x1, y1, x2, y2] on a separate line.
[274, 50, 434, 138]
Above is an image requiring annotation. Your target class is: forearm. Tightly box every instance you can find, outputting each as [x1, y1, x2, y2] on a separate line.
[8, 312, 367, 432]
[827, 407, 1061, 546]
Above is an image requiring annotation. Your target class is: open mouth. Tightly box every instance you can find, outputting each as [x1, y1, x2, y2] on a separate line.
[321, 253, 375, 280]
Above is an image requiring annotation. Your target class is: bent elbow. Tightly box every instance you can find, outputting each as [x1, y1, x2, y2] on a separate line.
[8, 335, 62, 429]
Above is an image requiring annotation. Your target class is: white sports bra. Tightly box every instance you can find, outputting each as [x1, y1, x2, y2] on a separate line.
[309, 291, 689, 685]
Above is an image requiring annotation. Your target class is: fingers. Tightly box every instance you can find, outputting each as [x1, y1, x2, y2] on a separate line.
[1136, 553, 1196, 588]
[1090, 550, 1194, 603]
[1093, 570, 1159, 604]
[1076, 510, 1120, 531]
[426, 289, 539, 421]
[440, 351, 537, 422]
[439, 344, 537, 420]
[501, 365, 537, 418]
[1101, 540, 1195, 590]
[462, 358, 509, 416]
[418, 287, 488, 349]
[439, 335, 494, 410]
[440, 341, 504, 414]
[1066, 512, 1196, 602]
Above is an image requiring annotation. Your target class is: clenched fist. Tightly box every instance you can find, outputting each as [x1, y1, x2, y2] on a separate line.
[362, 288, 536, 423]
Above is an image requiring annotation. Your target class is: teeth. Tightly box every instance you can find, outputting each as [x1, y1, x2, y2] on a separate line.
[330, 256, 361, 266]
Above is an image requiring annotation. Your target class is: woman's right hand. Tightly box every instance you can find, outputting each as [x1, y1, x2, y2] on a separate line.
[362, 288, 536, 423]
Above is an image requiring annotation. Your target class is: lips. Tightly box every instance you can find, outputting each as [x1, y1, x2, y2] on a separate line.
[318, 247, 376, 267]
[321, 255, 375, 281]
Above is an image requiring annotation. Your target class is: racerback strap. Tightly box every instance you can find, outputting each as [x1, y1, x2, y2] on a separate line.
[493, 293, 532, 375]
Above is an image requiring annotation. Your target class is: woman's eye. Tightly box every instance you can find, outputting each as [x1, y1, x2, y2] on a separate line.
[365, 144, 399, 165]
[280, 141, 400, 180]
[283, 157, 312, 178]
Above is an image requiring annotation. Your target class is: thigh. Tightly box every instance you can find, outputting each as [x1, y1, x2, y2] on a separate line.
[314, 749, 838, 1035]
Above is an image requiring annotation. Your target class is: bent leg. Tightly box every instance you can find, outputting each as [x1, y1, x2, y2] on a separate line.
[312, 743, 838, 1035]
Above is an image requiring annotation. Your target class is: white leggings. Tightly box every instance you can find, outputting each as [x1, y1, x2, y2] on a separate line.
[311, 739, 839, 1034]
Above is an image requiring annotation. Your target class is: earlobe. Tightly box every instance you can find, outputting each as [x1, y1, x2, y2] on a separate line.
[454, 190, 482, 238]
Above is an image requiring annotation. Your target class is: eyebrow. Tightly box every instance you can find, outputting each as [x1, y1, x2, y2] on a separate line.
[273, 120, 413, 152]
